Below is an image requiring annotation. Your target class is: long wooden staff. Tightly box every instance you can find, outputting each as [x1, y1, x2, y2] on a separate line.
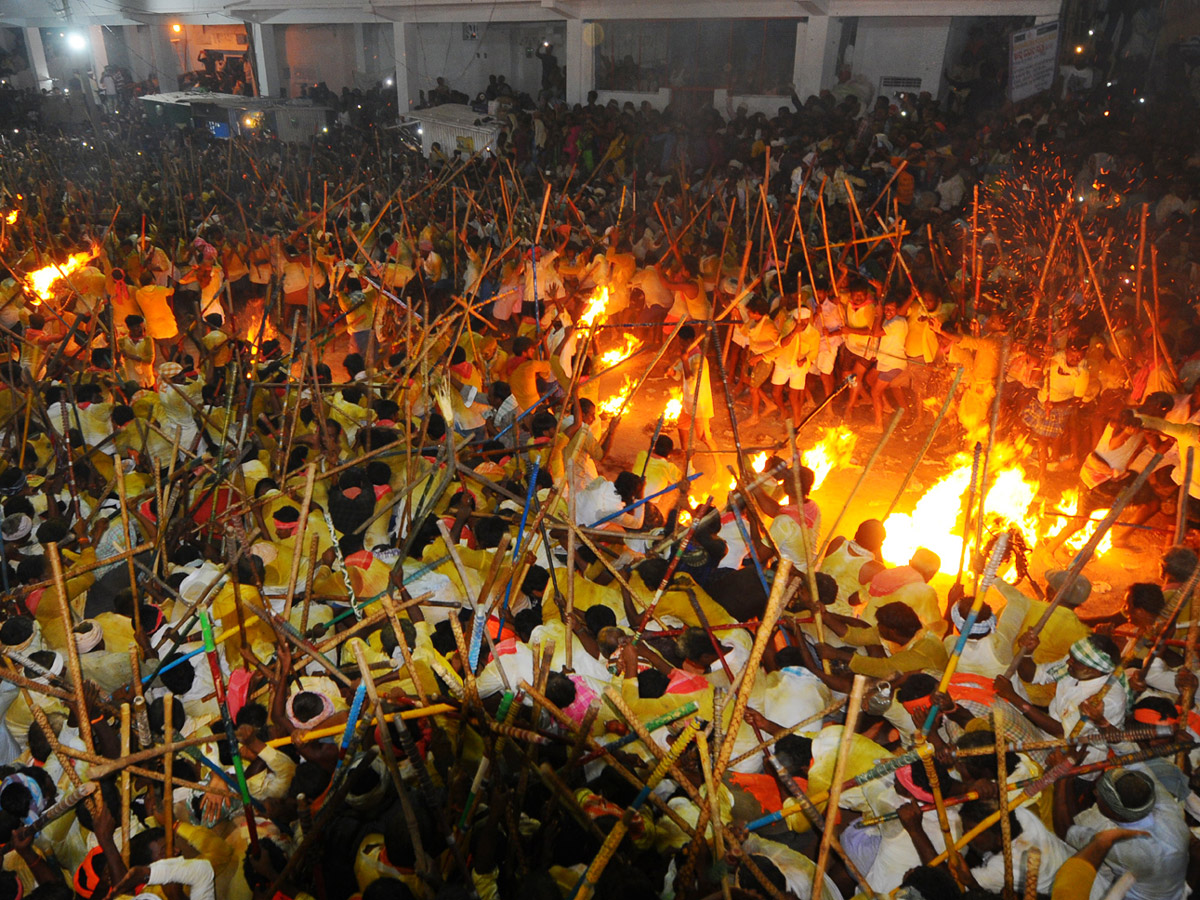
[812, 675, 868, 895]
[1003, 454, 1164, 679]
[815, 407, 903, 560]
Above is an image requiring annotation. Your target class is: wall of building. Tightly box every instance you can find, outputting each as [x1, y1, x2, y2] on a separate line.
[847, 17, 953, 103]
[278, 24, 357, 97]
[409, 21, 565, 102]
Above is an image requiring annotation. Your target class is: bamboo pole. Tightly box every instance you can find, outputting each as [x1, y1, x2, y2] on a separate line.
[282, 463, 316, 621]
[713, 560, 793, 780]
[1003, 454, 1164, 679]
[48, 543, 93, 753]
[995, 704, 1015, 900]
[163, 690, 175, 857]
[885, 367, 965, 518]
[812, 675, 867, 895]
[816, 407, 903, 559]
[1023, 848, 1041, 900]
[120, 703, 131, 866]
[1176, 447, 1193, 544]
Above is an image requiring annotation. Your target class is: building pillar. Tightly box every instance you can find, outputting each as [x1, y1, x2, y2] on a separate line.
[23, 28, 52, 91]
[565, 18, 591, 106]
[353, 23, 367, 82]
[149, 24, 181, 91]
[794, 16, 837, 100]
[392, 22, 417, 113]
[251, 21, 280, 98]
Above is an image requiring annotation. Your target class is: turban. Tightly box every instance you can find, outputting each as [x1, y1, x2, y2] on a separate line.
[1, 513, 31, 543]
[951, 602, 996, 637]
[894, 764, 934, 804]
[75, 847, 105, 898]
[28, 652, 64, 685]
[1096, 768, 1155, 821]
[1069, 636, 1116, 674]
[287, 690, 336, 730]
[73, 620, 103, 653]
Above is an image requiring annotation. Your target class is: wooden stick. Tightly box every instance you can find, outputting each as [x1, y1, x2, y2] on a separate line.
[713, 560, 793, 780]
[1003, 454, 1164, 679]
[565, 461, 577, 671]
[120, 703, 132, 866]
[163, 690, 175, 857]
[787, 418, 827, 669]
[694, 730, 732, 900]
[282, 463, 316, 621]
[351, 640, 432, 876]
[1176, 447, 1193, 544]
[812, 675, 867, 895]
[114, 461, 143, 644]
[816, 407, 903, 559]
[1023, 848, 1041, 900]
[971, 338, 1011, 593]
[885, 367, 965, 518]
[1074, 221, 1128, 371]
[995, 705, 1015, 900]
[48, 543, 93, 753]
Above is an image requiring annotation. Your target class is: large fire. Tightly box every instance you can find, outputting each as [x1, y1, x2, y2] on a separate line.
[1045, 489, 1114, 555]
[882, 450, 1052, 576]
[578, 286, 610, 328]
[598, 333, 641, 369]
[241, 311, 279, 358]
[802, 426, 857, 491]
[598, 375, 633, 417]
[24, 249, 96, 302]
[662, 392, 682, 425]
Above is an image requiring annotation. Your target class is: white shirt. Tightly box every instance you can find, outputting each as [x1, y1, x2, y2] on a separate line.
[148, 857, 217, 900]
[1067, 770, 1189, 900]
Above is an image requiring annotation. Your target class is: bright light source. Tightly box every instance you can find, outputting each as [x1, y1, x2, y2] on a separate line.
[67, 32, 87, 51]
[1139, 97, 1145, 103]
[321, 126, 329, 133]
[171, 23, 182, 33]
[1075, 45, 1084, 54]
[1088, 29, 1095, 35]
[243, 116, 256, 127]
[384, 77, 393, 86]
[417, 126, 423, 134]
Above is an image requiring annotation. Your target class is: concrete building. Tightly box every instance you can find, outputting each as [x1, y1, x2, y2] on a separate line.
[0, 0, 1062, 114]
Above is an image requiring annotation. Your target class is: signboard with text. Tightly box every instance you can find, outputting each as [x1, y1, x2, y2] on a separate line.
[1010, 21, 1059, 102]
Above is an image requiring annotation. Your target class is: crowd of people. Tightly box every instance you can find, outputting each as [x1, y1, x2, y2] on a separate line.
[0, 17, 1198, 900]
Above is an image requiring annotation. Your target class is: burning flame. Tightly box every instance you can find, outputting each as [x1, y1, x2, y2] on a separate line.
[883, 450, 1053, 576]
[751, 452, 768, 474]
[1045, 489, 1114, 555]
[241, 310, 279, 359]
[801, 426, 857, 491]
[598, 333, 641, 369]
[663, 392, 683, 425]
[24, 248, 96, 302]
[598, 375, 633, 417]
[578, 286, 611, 328]
[4, 210, 17, 225]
